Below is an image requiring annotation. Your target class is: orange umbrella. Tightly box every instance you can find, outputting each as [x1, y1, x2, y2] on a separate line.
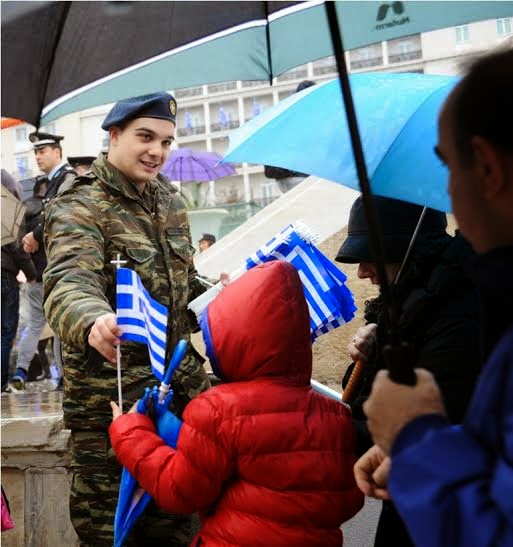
[1, 118, 25, 130]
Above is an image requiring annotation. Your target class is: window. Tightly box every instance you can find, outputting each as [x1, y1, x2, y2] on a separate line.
[15, 126, 27, 142]
[497, 17, 512, 36]
[455, 25, 470, 44]
[15, 155, 30, 178]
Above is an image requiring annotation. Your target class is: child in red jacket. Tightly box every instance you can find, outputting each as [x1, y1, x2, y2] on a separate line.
[110, 260, 363, 546]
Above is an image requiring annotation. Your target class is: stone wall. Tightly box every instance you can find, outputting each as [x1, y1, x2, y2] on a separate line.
[1, 392, 78, 547]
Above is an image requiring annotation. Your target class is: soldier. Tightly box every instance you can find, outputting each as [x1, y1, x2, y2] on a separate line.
[43, 92, 210, 546]
[10, 132, 75, 390]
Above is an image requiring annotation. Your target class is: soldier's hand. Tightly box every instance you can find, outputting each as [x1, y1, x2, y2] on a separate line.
[88, 313, 123, 364]
[22, 232, 39, 253]
[348, 323, 377, 363]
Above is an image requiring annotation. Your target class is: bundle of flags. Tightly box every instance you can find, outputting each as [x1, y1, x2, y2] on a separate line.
[245, 222, 356, 340]
[188, 222, 356, 341]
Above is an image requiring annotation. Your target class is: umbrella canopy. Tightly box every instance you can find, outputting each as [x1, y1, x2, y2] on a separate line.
[1, 185, 26, 245]
[161, 148, 236, 182]
[2, 1, 511, 126]
[1, 118, 25, 129]
[224, 73, 458, 212]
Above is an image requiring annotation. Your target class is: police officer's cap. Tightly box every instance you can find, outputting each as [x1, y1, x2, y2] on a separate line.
[101, 92, 177, 130]
[29, 132, 64, 148]
[67, 156, 96, 168]
[199, 233, 216, 244]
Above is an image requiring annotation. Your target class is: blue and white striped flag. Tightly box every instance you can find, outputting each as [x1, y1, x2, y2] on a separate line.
[246, 223, 356, 341]
[116, 268, 168, 381]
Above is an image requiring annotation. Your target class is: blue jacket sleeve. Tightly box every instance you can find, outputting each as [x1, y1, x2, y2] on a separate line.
[389, 387, 513, 546]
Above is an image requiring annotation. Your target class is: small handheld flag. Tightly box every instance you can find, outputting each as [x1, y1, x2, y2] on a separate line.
[116, 268, 168, 381]
[111, 254, 127, 409]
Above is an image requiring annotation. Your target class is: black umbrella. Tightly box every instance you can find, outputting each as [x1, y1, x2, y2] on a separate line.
[3, 1, 510, 127]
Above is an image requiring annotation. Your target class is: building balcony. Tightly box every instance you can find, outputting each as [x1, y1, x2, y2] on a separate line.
[241, 80, 268, 88]
[177, 125, 206, 137]
[210, 120, 240, 133]
[313, 63, 337, 76]
[175, 87, 203, 99]
[207, 82, 237, 94]
[276, 68, 308, 82]
[349, 57, 383, 70]
[388, 50, 422, 63]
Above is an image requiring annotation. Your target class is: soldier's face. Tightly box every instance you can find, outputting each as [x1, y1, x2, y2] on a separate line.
[34, 145, 61, 174]
[108, 117, 175, 183]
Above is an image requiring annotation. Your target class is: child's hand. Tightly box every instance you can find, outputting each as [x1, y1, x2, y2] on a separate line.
[110, 401, 138, 421]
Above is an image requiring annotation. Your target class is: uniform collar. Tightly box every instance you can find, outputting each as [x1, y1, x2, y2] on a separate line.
[47, 161, 67, 181]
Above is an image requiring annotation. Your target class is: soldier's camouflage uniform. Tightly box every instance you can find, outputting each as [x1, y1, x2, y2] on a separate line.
[43, 153, 209, 546]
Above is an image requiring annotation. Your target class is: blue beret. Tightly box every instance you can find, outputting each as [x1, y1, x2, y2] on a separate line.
[101, 92, 177, 130]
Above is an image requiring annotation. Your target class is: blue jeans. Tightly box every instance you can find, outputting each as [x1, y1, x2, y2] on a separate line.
[1, 274, 20, 388]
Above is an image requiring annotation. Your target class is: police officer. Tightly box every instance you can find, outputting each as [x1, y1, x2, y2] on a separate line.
[198, 232, 216, 252]
[10, 133, 75, 390]
[43, 92, 209, 546]
[67, 155, 96, 176]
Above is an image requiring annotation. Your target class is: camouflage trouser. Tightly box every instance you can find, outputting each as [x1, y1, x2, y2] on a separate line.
[69, 432, 201, 546]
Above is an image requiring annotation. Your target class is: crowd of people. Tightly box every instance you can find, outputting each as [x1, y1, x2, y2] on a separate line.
[1, 45, 512, 546]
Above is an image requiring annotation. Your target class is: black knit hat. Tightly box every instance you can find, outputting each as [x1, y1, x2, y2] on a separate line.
[335, 196, 447, 264]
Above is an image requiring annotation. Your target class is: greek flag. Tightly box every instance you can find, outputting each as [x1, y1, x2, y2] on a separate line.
[246, 223, 356, 341]
[116, 268, 168, 380]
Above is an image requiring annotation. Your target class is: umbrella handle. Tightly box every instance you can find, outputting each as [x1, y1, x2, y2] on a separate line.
[341, 359, 365, 405]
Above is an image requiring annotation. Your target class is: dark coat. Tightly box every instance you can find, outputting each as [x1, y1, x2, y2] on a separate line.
[22, 165, 75, 279]
[389, 246, 513, 547]
[342, 232, 482, 546]
[1, 243, 37, 281]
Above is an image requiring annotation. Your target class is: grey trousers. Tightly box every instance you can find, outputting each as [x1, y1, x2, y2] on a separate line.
[16, 282, 46, 372]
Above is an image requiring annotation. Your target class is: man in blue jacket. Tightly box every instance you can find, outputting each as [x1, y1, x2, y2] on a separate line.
[355, 46, 513, 546]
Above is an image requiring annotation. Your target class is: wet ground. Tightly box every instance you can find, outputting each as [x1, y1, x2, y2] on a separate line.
[1, 383, 62, 420]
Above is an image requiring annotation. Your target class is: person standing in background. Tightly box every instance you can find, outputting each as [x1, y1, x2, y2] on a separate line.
[1, 169, 37, 392]
[11, 133, 75, 390]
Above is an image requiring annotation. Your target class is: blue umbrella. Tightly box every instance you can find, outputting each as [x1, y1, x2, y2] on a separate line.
[223, 72, 458, 212]
[114, 340, 187, 547]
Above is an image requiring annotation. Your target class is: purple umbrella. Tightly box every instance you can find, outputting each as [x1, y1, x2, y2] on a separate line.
[161, 148, 236, 182]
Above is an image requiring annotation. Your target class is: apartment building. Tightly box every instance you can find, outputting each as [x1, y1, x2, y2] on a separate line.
[2, 16, 511, 208]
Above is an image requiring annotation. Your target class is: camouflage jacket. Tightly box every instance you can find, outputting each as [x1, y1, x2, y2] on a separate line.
[43, 153, 210, 431]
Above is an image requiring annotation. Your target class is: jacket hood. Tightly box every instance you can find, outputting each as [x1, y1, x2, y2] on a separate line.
[202, 260, 312, 385]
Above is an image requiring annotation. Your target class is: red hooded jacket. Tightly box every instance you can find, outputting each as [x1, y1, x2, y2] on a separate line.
[110, 260, 363, 545]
